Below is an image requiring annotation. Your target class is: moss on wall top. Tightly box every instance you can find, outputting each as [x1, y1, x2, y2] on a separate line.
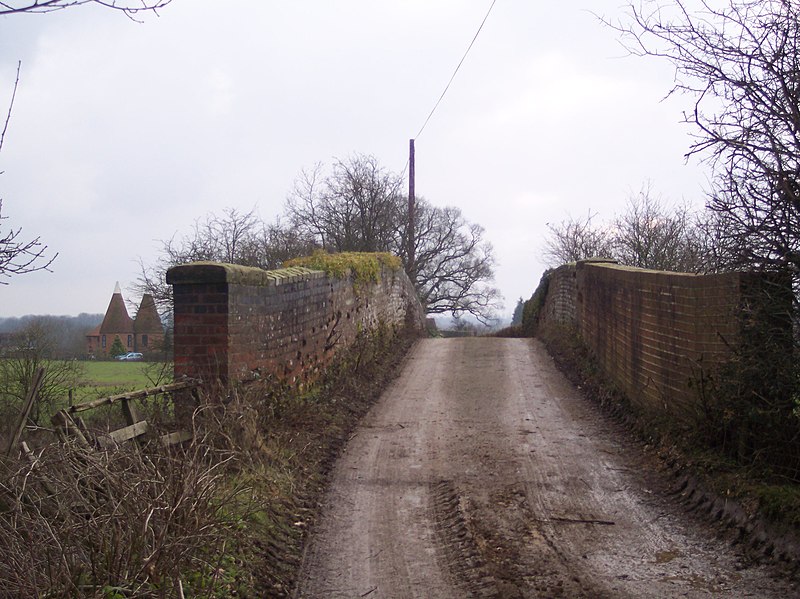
[166, 252, 403, 288]
[284, 251, 402, 284]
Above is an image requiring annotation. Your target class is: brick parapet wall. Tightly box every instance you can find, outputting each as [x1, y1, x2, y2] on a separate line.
[538, 259, 617, 327]
[539, 263, 578, 326]
[536, 260, 784, 422]
[166, 260, 424, 385]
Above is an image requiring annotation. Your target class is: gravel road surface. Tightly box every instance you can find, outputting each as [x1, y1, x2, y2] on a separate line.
[295, 338, 795, 598]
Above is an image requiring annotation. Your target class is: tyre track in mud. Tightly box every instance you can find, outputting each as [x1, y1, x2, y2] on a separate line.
[294, 338, 797, 598]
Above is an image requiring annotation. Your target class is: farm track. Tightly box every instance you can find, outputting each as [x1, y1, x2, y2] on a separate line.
[294, 338, 797, 598]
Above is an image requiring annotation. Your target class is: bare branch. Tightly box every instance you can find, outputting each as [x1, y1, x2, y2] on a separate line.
[0, 62, 58, 281]
[0, 200, 58, 283]
[0, 61, 20, 155]
[0, 0, 171, 16]
[541, 211, 614, 267]
[606, 0, 800, 304]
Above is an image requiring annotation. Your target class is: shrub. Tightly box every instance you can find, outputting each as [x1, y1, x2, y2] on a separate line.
[0, 436, 244, 598]
[520, 270, 551, 337]
[108, 338, 127, 359]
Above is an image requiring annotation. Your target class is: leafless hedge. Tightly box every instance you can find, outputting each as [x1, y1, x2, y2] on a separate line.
[0, 410, 247, 598]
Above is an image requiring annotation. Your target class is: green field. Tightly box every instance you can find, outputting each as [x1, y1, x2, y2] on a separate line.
[0, 359, 173, 432]
[73, 361, 172, 403]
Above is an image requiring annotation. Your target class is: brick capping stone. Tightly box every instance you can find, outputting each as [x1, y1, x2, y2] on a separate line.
[166, 257, 424, 386]
[166, 261, 323, 286]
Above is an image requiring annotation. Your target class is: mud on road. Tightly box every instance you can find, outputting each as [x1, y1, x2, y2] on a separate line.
[294, 338, 796, 598]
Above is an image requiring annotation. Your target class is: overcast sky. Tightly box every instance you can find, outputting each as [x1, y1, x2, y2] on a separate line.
[0, 1, 708, 319]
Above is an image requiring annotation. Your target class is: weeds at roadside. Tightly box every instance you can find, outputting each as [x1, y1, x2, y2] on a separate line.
[0, 324, 417, 597]
[197, 325, 416, 595]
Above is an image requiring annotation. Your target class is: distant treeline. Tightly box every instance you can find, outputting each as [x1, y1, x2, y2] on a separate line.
[0, 314, 103, 359]
[0, 313, 102, 333]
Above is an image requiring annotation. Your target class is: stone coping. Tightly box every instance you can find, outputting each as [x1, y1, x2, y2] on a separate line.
[579, 260, 703, 277]
[166, 261, 325, 287]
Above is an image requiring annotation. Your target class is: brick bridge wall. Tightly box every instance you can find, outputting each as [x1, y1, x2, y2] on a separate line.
[538, 261, 583, 327]
[166, 261, 424, 385]
[536, 259, 787, 422]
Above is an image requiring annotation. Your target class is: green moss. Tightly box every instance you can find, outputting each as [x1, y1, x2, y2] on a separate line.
[285, 250, 402, 285]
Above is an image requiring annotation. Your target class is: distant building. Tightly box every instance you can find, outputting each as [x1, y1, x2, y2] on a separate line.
[86, 283, 164, 358]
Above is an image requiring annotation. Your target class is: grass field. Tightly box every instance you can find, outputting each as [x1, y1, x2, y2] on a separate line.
[0, 359, 173, 442]
[73, 361, 172, 403]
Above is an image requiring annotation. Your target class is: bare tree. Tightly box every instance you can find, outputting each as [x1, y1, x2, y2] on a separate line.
[0, 313, 101, 357]
[287, 155, 403, 253]
[241, 216, 319, 271]
[612, 182, 704, 272]
[179, 206, 260, 265]
[135, 207, 317, 314]
[542, 185, 705, 272]
[136, 207, 260, 313]
[0, 1, 171, 17]
[0, 318, 84, 427]
[541, 211, 614, 267]
[287, 155, 501, 323]
[395, 199, 501, 323]
[611, 0, 800, 291]
[140, 154, 501, 323]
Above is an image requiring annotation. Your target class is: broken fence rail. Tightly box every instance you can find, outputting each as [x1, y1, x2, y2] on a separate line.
[67, 377, 202, 413]
[51, 377, 202, 450]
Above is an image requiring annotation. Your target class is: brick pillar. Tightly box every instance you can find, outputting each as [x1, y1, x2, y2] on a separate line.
[167, 264, 231, 384]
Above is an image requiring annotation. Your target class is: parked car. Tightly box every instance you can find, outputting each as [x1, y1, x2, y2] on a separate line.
[115, 352, 143, 361]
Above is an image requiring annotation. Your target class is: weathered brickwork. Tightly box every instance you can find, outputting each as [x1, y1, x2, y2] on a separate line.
[538, 259, 785, 422]
[166, 261, 424, 385]
[538, 259, 620, 328]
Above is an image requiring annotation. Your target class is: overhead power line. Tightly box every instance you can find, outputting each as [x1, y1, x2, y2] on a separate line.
[414, 0, 498, 140]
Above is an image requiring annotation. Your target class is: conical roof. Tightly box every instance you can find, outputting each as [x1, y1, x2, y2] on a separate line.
[134, 293, 163, 333]
[99, 282, 134, 334]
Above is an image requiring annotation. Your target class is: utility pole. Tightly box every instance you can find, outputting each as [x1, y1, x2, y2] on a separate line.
[407, 138, 416, 280]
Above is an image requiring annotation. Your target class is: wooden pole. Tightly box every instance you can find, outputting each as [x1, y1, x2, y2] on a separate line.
[6, 367, 45, 457]
[407, 138, 416, 280]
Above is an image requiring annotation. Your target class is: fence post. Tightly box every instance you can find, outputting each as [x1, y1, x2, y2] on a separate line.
[6, 367, 46, 457]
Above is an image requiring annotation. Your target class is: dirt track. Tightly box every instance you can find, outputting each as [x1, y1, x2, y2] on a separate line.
[294, 338, 796, 598]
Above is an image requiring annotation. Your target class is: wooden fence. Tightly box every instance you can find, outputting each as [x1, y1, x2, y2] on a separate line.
[4, 372, 202, 460]
[49, 378, 201, 450]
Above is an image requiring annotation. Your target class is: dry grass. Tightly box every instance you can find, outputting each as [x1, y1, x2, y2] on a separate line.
[0, 434, 244, 598]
